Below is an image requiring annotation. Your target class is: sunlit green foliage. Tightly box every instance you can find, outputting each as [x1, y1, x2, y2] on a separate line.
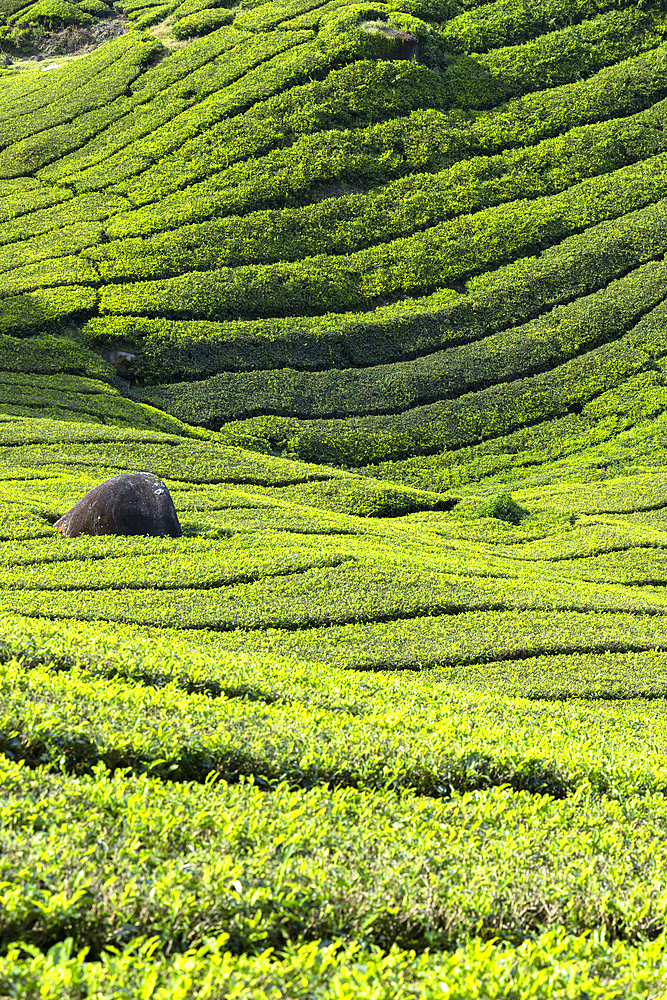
[5, 0, 667, 992]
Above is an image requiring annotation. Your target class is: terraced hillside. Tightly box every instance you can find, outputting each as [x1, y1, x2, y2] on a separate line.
[4, 0, 667, 995]
[4, 0, 667, 464]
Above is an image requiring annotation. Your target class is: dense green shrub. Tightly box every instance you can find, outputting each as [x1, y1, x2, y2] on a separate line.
[171, 5, 234, 36]
[0, 334, 114, 379]
[47, 32, 329, 192]
[32, 26, 259, 184]
[0, 371, 198, 431]
[439, 0, 640, 54]
[83, 192, 667, 384]
[0, 33, 163, 177]
[481, 493, 529, 524]
[0, 286, 98, 335]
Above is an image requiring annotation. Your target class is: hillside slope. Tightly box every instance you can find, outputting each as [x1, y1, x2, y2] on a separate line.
[2, 414, 667, 995]
[3, 0, 667, 477]
[3, 0, 667, 996]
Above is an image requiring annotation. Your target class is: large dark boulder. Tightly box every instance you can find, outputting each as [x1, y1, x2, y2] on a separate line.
[54, 472, 182, 538]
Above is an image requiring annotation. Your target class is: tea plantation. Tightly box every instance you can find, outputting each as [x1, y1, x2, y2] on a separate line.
[3, 0, 667, 995]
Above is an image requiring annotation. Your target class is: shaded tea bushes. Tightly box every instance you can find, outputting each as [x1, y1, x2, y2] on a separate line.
[439, 0, 642, 54]
[0, 334, 114, 379]
[363, 376, 667, 492]
[221, 295, 667, 464]
[86, 195, 667, 383]
[0, 286, 98, 336]
[0, 372, 196, 432]
[135, 256, 667, 426]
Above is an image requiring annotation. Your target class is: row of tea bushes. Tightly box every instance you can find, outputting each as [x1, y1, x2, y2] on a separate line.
[0, 29, 134, 122]
[0, 34, 164, 178]
[0, 34, 157, 152]
[0, 217, 117, 277]
[0, 531, 352, 590]
[1, 752, 667, 957]
[170, 5, 235, 37]
[446, 5, 667, 109]
[10, 542, 667, 628]
[0, 286, 98, 336]
[439, 0, 640, 53]
[0, 191, 127, 249]
[0, 371, 197, 432]
[86, 94, 667, 281]
[0, 179, 71, 224]
[0, 413, 339, 484]
[26, 25, 272, 185]
[86, 195, 667, 381]
[0, 334, 113, 379]
[1, 914, 662, 999]
[2, 0, 112, 32]
[0, 257, 100, 298]
[136, 256, 667, 426]
[5, 586, 667, 695]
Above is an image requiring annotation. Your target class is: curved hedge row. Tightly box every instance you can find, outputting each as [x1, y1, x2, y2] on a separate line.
[99, 153, 667, 321]
[216, 295, 667, 464]
[85, 193, 667, 380]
